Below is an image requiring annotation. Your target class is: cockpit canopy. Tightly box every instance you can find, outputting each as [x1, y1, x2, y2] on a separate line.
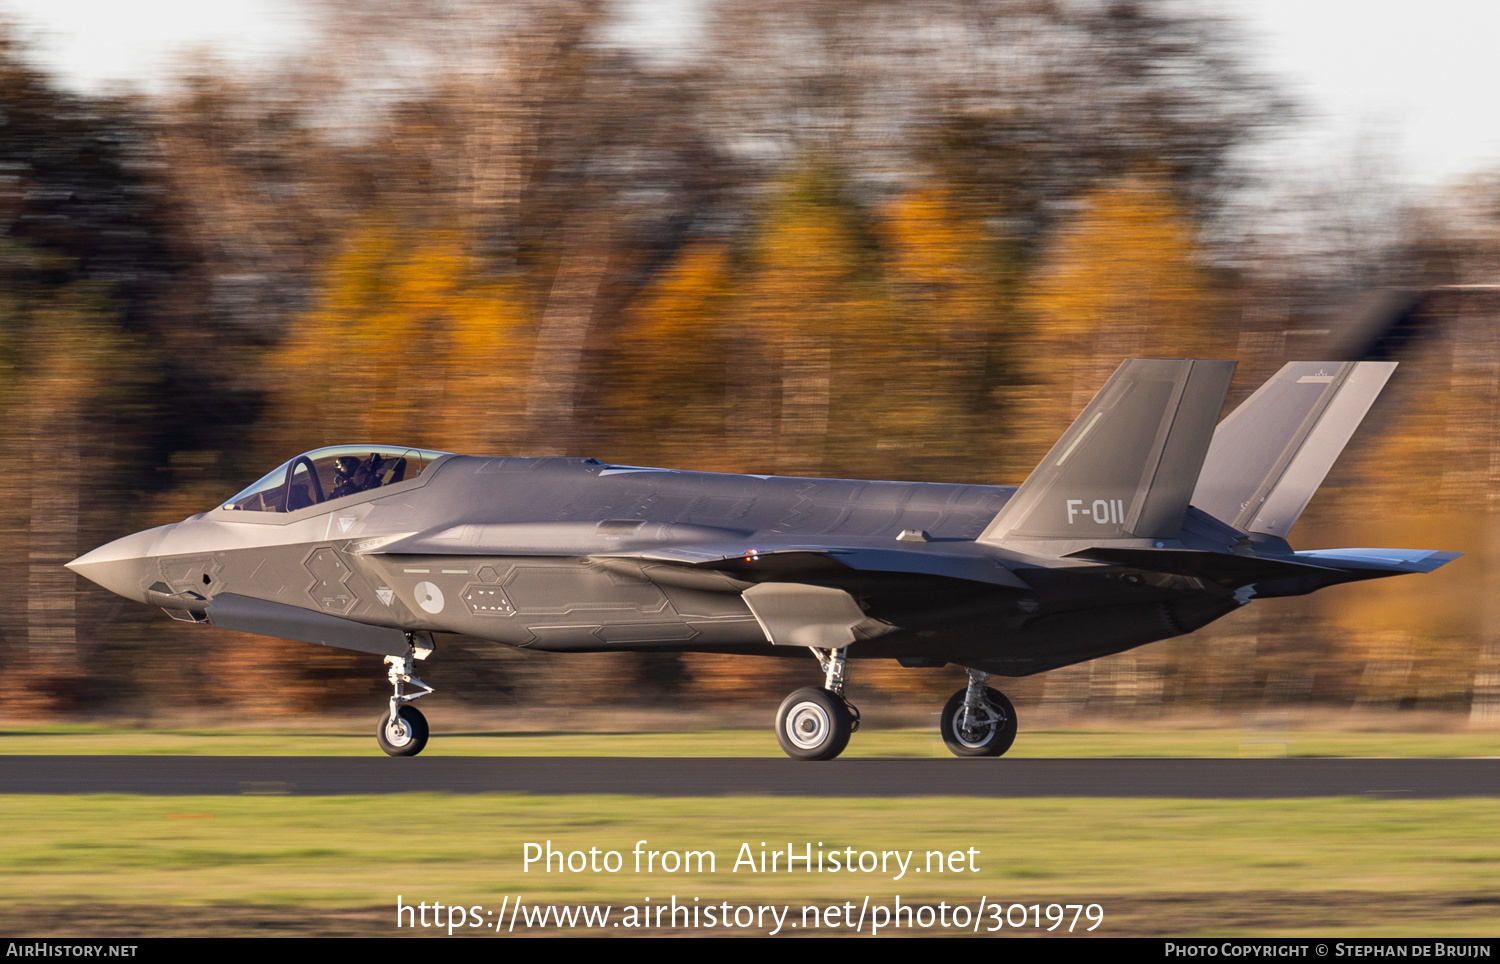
[222, 445, 450, 513]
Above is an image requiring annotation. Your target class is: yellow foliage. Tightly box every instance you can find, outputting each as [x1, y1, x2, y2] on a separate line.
[734, 169, 879, 476]
[862, 183, 1009, 479]
[1026, 175, 1217, 351]
[610, 242, 735, 468]
[1016, 175, 1224, 463]
[265, 215, 531, 457]
[746, 189, 864, 321]
[609, 173, 1015, 482]
[881, 183, 992, 294]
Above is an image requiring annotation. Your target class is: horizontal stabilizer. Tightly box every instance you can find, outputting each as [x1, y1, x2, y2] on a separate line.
[980, 359, 1236, 545]
[1064, 546, 1340, 583]
[1290, 547, 1460, 574]
[1191, 361, 1396, 537]
[1064, 544, 1459, 595]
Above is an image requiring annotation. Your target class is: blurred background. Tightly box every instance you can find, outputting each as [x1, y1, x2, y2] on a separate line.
[3, 0, 1499, 721]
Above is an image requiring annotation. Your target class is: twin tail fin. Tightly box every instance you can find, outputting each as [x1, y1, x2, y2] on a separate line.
[978, 359, 1236, 546]
[980, 359, 1399, 547]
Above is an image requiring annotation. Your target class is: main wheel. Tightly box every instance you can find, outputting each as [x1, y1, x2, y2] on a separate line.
[377, 704, 430, 757]
[940, 687, 1017, 758]
[775, 687, 853, 761]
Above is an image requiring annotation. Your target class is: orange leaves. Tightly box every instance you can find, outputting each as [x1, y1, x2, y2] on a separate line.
[746, 171, 867, 315]
[616, 242, 732, 388]
[607, 170, 1018, 480]
[266, 216, 530, 455]
[267, 169, 1224, 486]
[1025, 175, 1220, 356]
[606, 242, 736, 467]
[1009, 175, 1224, 460]
[881, 183, 991, 292]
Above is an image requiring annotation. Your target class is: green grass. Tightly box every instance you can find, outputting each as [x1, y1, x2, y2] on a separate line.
[6, 719, 1495, 934]
[3, 794, 1499, 936]
[0, 721, 1495, 758]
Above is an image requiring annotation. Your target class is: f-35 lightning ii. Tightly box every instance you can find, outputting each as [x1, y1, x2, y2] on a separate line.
[68, 359, 1458, 759]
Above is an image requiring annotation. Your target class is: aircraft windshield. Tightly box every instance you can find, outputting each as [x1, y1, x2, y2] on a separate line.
[222, 445, 450, 513]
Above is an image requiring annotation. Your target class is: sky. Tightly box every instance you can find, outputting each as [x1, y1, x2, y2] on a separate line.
[1207, 0, 1500, 189]
[0, 0, 315, 89]
[1, 0, 1497, 193]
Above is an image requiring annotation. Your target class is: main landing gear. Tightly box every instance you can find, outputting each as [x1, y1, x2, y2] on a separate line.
[939, 668, 1017, 758]
[377, 632, 435, 757]
[775, 646, 860, 761]
[774, 654, 1018, 761]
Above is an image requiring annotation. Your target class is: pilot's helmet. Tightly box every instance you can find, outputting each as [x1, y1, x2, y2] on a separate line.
[334, 456, 361, 477]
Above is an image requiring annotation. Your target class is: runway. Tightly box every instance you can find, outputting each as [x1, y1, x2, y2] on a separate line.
[1, 756, 1497, 797]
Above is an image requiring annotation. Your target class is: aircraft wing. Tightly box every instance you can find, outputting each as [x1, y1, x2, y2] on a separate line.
[364, 525, 1035, 589]
[367, 522, 752, 556]
[1064, 544, 1460, 598]
[370, 533, 1035, 648]
[1068, 544, 1458, 579]
[589, 542, 1034, 589]
[1289, 547, 1461, 574]
[1063, 546, 1343, 582]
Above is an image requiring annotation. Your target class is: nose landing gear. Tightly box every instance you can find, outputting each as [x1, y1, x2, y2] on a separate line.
[377, 632, 434, 757]
[378, 704, 429, 756]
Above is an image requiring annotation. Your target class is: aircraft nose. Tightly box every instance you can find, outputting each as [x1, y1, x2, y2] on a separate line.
[65, 524, 175, 604]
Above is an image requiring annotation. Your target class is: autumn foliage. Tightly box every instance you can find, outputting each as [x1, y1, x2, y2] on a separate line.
[1, 3, 1494, 717]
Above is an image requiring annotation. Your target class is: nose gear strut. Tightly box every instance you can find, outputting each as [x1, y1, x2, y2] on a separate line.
[377, 632, 435, 757]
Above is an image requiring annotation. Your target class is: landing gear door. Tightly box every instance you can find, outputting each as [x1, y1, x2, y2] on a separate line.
[741, 583, 864, 648]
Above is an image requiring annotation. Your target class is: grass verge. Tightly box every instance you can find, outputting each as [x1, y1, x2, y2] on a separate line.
[3, 793, 1498, 937]
[0, 718, 1496, 758]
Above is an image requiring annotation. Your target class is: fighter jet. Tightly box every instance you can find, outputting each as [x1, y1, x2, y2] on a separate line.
[67, 359, 1457, 760]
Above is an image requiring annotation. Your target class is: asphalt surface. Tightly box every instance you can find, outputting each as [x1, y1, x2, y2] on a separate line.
[1, 756, 1497, 797]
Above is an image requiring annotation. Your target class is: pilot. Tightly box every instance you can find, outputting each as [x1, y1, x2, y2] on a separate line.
[330, 456, 364, 499]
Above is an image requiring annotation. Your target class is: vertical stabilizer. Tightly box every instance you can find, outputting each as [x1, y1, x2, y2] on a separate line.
[1190, 361, 1396, 537]
[979, 359, 1236, 546]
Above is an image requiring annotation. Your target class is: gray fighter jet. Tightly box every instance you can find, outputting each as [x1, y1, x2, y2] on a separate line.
[68, 359, 1457, 759]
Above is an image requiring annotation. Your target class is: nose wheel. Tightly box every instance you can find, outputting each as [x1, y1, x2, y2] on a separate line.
[376, 633, 435, 757]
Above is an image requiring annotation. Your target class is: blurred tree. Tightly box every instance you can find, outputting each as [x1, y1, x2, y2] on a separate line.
[0, 33, 184, 713]
[0, 236, 154, 712]
[264, 216, 532, 455]
[729, 166, 878, 477]
[152, 63, 373, 493]
[1016, 174, 1227, 463]
[699, 0, 1278, 478]
[863, 181, 1011, 483]
[608, 174, 1015, 475]
[608, 242, 736, 469]
[704, 0, 1284, 215]
[1396, 172, 1500, 287]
